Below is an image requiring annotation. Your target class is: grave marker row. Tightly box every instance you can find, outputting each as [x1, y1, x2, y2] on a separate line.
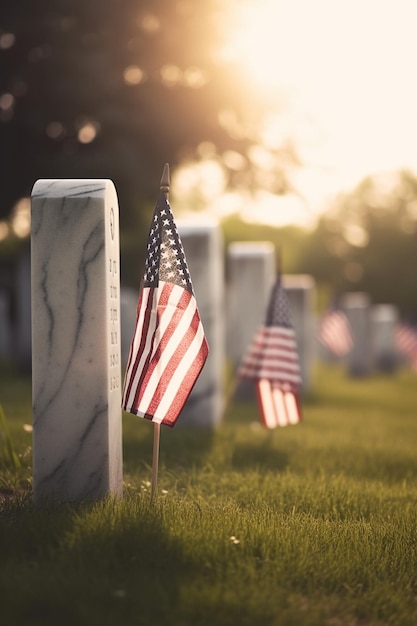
[28, 178, 412, 503]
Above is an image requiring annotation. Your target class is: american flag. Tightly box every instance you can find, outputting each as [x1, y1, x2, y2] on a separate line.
[238, 275, 302, 428]
[394, 322, 417, 371]
[317, 308, 353, 357]
[121, 192, 209, 427]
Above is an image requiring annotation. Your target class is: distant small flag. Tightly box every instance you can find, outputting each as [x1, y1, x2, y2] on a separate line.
[394, 322, 417, 372]
[318, 308, 353, 357]
[238, 275, 302, 428]
[121, 191, 209, 427]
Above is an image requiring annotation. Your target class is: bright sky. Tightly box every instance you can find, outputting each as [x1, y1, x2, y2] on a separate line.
[174, 0, 417, 227]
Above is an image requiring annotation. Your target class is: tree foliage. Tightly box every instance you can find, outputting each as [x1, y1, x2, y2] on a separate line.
[0, 0, 297, 231]
[298, 170, 417, 317]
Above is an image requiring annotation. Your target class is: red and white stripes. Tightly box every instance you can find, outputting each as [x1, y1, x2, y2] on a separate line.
[238, 326, 301, 393]
[122, 282, 208, 427]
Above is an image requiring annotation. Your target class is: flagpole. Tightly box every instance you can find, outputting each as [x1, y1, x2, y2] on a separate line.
[150, 163, 170, 502]
[151, 422, 160, 501]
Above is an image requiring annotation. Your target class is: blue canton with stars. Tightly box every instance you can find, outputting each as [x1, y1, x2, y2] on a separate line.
[143, 193, 194, 294]
[265, 275, 293, 328]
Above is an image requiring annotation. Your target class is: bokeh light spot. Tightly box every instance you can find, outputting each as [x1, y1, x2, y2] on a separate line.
[11, 198, 31, 238]
[160, 65, 182, 87]
[77, 121, 100, 144]
[0, 33, 15, 49]
[123, 65, 145, 86]
[0, 221, 10, 241]
[0, 93, 14, 111]
[139, 14, 160, 33]
[46, 121, 65, 139]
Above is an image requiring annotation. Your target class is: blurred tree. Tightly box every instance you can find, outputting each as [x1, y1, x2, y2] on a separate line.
[221, 213, 308, 275]
[0, 0, 298, 249]
[298, 170, 417, 318]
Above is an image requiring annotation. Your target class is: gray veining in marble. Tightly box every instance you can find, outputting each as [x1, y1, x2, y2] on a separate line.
[31, 179, 123, 503]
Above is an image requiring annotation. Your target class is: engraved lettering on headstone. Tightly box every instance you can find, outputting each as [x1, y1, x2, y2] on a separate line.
[109, 254, 120, 390]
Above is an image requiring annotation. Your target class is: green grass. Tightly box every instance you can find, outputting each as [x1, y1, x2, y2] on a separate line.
[1, 362, 417, 626]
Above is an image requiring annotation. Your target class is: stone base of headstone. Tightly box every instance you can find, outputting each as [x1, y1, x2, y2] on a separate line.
[31, 179, 123, 503]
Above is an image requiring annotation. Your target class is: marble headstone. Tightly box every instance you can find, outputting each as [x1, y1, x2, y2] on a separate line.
[31, 179, 123, 503]
[371, 304, 399, 372]
[282, 274, 316, 392]
[226, 242, 275, 367]
[226, 242, 275, 399]
[342, 292, 373, 377]
[177, 220, 224, 427]
[120, 286, 138, 371]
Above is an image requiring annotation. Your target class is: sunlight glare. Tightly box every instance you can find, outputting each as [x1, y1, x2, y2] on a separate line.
[222, 0, 417, 216]
[223, 0, 310, 93]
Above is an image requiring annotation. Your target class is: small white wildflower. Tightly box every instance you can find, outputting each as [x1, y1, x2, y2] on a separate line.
[161, 489, 168, 495]
[229, 535, 240, 544]
[23, 424, 33, 432]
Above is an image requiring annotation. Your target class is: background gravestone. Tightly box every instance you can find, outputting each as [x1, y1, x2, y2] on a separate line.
[226, 242, 275, 396]
[282, 274, 316, 393]
[31, 179, 123, 503]
[176, 220, 224, 427]
[226, 242, 276, 400]
[120, 286, 138, 372]
[371, 304, 399, 373]
[342, 291, 373, 377]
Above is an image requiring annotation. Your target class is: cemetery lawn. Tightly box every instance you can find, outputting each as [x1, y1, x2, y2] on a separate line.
[1, 363, 417, 626]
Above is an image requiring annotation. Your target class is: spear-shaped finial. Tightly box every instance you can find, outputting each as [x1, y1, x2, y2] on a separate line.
[160, 163, 170, 198]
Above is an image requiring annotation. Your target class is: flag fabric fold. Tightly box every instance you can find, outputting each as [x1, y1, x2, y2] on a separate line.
[238, 275, 302, 428]
[122, 192, 209, 427]
[317, 308, 353, 357]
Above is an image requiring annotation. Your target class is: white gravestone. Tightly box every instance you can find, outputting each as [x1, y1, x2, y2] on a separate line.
[282, 274, 316, 392]
[371, 304, 399, 372]
[226, 242, 276, 399]
[342, 292, 373, 377]
[120, 286, 138, 372]
[226, 242, 275, 369]
[31, 180, 123, 503]
[177, 220, 224, 427]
